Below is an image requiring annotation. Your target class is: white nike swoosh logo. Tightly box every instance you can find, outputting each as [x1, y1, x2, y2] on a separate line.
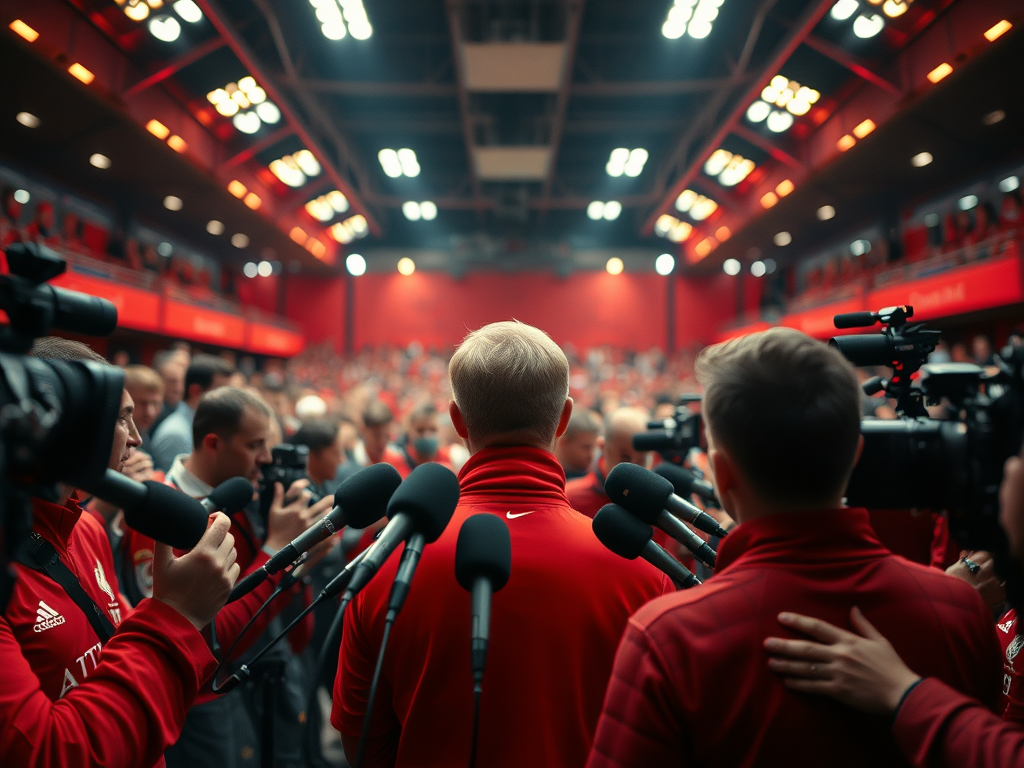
[506, 511, 534, 519]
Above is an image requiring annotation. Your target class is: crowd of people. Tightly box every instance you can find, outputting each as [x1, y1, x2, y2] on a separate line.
[6, 316, 1024, 768]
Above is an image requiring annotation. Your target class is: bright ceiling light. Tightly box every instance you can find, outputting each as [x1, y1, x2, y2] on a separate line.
[68, 63, 95, 85]
[830, 0, 859, 21]
[766, 111, 794, 133]
[146, 119, 170, 139]
[606, 147, 630, 177]
[675, 189, 696, 212]
[775, 179, 794, 197]
[958, 195, 979, 211]
[911, 151, 933, 167]
[817, 205, 836, 220]
[420, 201, 438, 220]
[837, 134, 856, 152]
[716, 226, 731, 242]
[695, 238, 715, 259]
[985, 20, 1012, 41]
[270, 151, 320, 188]
[587, 201, 605, 220]
[243, 262, 258, 278]
[123, 2, 149, 21]
[402, 201, 422, 221]
[1000, 176, 1020, 193]
[89, 153, 111, 169]
[704, 149, 754, 186]
[243, 192, 261, 210]
[853, 119, 876, 138]
[605, 257, 624, 275]
[209, 78, 278, 132]
[850, 239, 871, 256]
[16, 111, 40, 128]
[761, 192, 778, 209]
[927, 63, 953, 84]
[290, 227, 308, 245]
[227, 180, 247, 198]
[233, 113, 261, 134]
[255, 102, 281, 124]
[378, 148, 402, 177]
[603, 200, 622, 220]
[655, 214, 677, 236]
[661, 0, 725, 40]
[623, 148, 649, 178]
[773, 231, 792, 246]
[148, 15, 182, 42]
[257, 260, 273, 277]
[9, 20, 39, 42]
[882, 0, 909, 18]
[750, 260, 766, 277]
[232, 233, 250, 248]
[163, 195, 183, 211]
[346, 253, 366, 276]
[723, 258, 741, 276]
[397, 148, 420, 177]
[853, 13, 884, 38]
[173, 0, 203, 22]
[207, 220, 224, 235]
[669, 221, 693, 242]
[13, 189, 29, 204]
[655, 253, 675, 276]
[746, 100, 771, 123]
[397, 257, 416, 276]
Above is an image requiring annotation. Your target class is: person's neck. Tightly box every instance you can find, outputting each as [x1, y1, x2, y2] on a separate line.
[729, 495, 846, 525]
[182, 454, 219, 488]
[183, 396, 201, 411]
[466, 435, 555, 456]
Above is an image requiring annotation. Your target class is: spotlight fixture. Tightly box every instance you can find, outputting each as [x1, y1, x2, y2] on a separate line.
[911, 151, 933, 167]
[227, 180, 247, 198]
[927, 63, 953, 84]
[655, 253, 675, 276]
[148, 15, 182, 42]
[999, 176, 1020, 193]
[146, 119, 170, 139]
[695, 239, 715, 259]
[654, 214, 693, 243]
[957, 195, 979, 211]
[715, 226, 731, 242]
[208, 77, 280, 133]
[207, 220, 225, 235]
[760, 192, 778, 209]
[290, 227, 308, 245]
[68, 63, 95, 85]
[723, 258, 741, 276]
[830, 0, 858, 21]
[163, 196, 183, 211]
[346, 253, 366, 276]
[773, 231, 792, 246]
[419, 201, 438, 220]
[606, 148, 648, 178]
[13, 189, 30, 204]
[378, 148, 420, 178]
[173, 0, 203, 23]
[311, 0, 372, 40]
[403, 201, 422, 221]
[243, 192, 261, 210]
[817, 205, 836, 221]
[750, 261, 766, 278]
[605, 257, 624, 276]
[984, 20, 1012, 42]
[16, 111, 39, 128]
[747, 75, 820, 134]
[243, 262, 258, 278]
[231, 233, 250, 248]
[852, 119, 875, 139]
[89, 153, 111, 169]
[837, 134, 856, 152]
[397, 257, 416, 276]
[704, 149, 755, 187]
[775, 179, 794, 197]
[8, 19, 39, 42]
[305, 190, 350, 222]
[850, 239, 872, 256]
[662, 0, 726, 40]
[257, 261, 273, 277]
[675, 189, 718, 221]
[329, 215, 369, 244]
[269, 150, 321, 188]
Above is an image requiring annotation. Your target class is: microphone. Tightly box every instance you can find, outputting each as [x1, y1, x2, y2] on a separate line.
[201, 476, 255, 515]
[82, 469, 208, 549]
[228, 463, 402, 602]
[593, 504, 700, 589]
[655, 462, 720, 509]
[342, 463, 460, 603]
[455, 514, 512, 685]
[608, 462, 727, 543]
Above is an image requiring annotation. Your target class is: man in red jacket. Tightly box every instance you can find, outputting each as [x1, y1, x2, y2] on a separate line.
[333, 320, 667, 767]
[1, 337, 240, 768]
[587, 327, 1001, 768]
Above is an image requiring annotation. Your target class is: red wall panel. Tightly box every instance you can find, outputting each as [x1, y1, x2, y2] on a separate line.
[284, 275, 347, 353]
[675, 274, 736, 350]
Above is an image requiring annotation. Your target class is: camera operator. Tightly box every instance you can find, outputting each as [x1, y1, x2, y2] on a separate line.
[291, 418, 356, 498]
[763, 441, 1024, 767]
[1, 337, 240, 768]
[587, 328, 1001, 768]
[566, 407, 652, 519]
[333, 321, 667, 767]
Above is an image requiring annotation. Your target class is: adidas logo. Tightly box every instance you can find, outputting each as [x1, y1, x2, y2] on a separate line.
[33, 601, 65, 633]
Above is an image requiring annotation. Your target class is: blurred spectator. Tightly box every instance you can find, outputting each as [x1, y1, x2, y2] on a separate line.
[123, 365, 165, 447]
[295, 394, 328, 422]
[0, 188, 24, 247]
[566, 407, 652, 519]
[555, 408, 603, 481]
[972, 335, 995, 366]
[357, 399, 405, 471]
[951, 342, 971, 363]
[1001, 191, 1022, 231]
[290, 418, 351, 498]
[25, 201, 58, 246]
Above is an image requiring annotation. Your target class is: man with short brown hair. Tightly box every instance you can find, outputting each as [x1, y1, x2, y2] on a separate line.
[334, 320, 666, 767]
[588, 328, 1001, 768]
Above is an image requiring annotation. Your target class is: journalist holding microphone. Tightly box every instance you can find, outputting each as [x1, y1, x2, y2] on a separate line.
[588, 327, 1002, 768]
[332, 320, 667, 767]
[0, 337, 240, 768]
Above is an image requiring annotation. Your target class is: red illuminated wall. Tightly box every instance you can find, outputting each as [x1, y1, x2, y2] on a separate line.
[279, 270, 740, 353]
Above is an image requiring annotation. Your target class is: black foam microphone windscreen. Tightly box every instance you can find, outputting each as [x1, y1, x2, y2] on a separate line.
[207, 476, 255, 513]
[455, 514, 512, 593]
[333, 462, 404, 528]
[592, 503, 654, 560]
[604, 463, 673, 525]
[123, 481, 210, 550]
[385, 462, 461, 543]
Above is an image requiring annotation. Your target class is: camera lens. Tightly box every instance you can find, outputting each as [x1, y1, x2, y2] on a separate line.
[829, 335, 895, 367]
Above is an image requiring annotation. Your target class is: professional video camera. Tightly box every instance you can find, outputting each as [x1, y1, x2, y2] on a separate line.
[256, 443, 324, 522]
[831, 305, 1024, 593]
[633, 394, 704, 463]
[0, 242, 121, 610]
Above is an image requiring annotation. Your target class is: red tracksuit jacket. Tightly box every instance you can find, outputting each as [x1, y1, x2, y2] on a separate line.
[1, 495, 215, 767]
[332, 446, 668, 768]
[587, 507, 1002, 768]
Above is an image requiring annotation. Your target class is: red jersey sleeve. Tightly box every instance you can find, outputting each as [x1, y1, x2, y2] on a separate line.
[893, 677, 1024, 768]
[587, 618, 690, 768]
[0, 598, 215, 768]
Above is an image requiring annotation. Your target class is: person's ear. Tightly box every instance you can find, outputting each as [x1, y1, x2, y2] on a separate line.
[449, 401, 469, 440]
[201, 433, 220, 453]
[554, 398, 574, 439]
[707, 446, 735, 501]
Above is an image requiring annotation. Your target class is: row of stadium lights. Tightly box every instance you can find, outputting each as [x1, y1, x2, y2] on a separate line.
[333, 253, 682, 277]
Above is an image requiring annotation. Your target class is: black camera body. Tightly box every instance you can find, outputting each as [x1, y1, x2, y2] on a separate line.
[256, 443, 323, 522]
[633, 395, 704, 462]
[832, 305, 1024, 598]
[0, 242, 122, 611]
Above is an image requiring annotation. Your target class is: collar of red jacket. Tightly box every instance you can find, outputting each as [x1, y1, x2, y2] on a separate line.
[31, 492, 85, 552]
[458, 445, 569, 506]
[716, 507, 885, 573]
